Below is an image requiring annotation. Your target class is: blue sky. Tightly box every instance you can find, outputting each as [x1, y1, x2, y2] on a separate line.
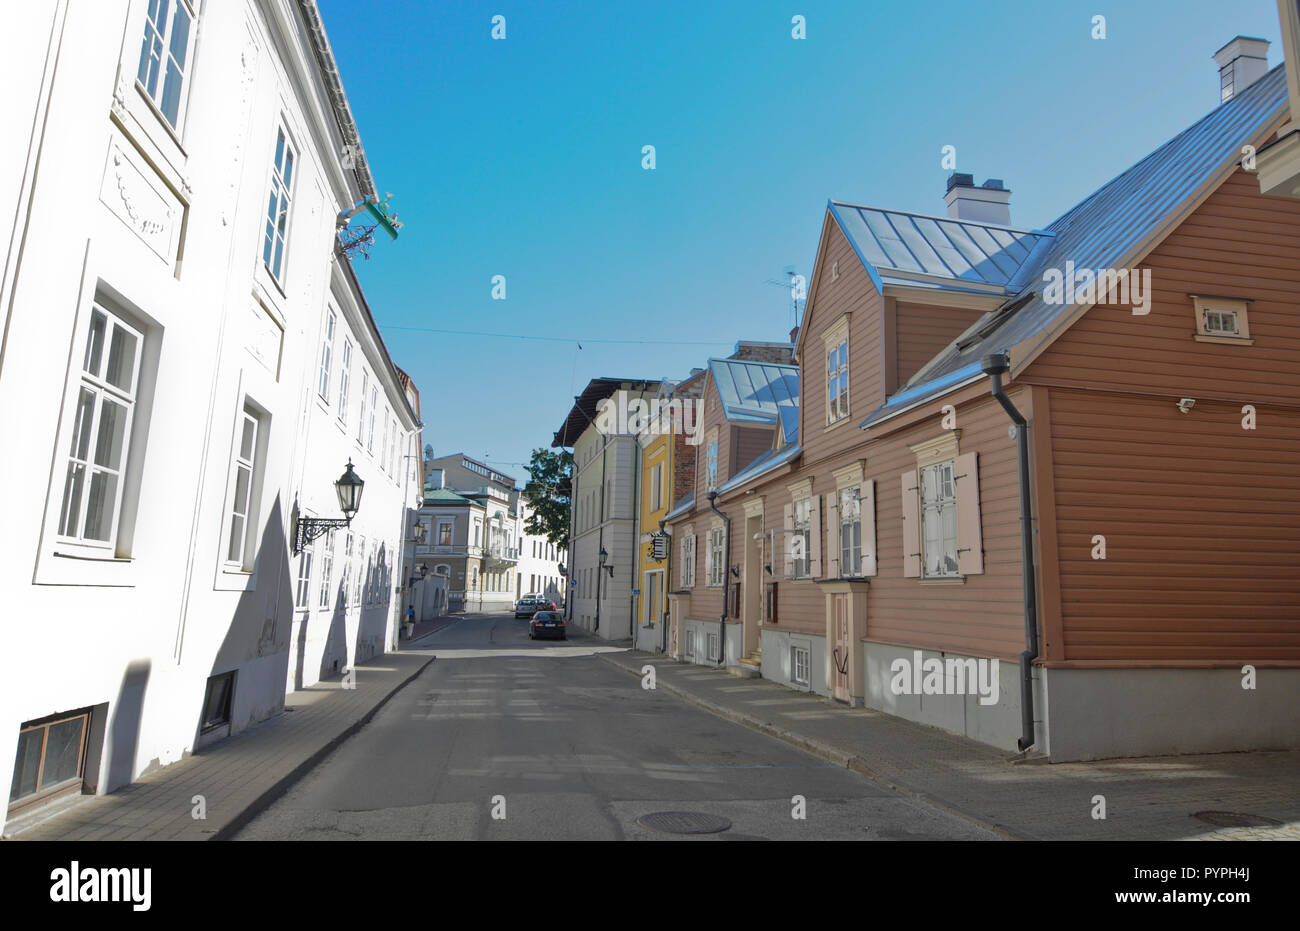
[318, 0, 1283, 480]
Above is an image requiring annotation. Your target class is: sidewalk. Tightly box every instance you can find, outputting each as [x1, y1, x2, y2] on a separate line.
[6, 652, 433, 841]
[403, 613, 461, 645]
[600, 650, 1300, 841]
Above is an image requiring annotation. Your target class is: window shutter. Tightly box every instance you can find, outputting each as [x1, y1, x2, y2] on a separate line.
[704, 528, 713, 585]
[809, 494, 822, 578]
[780, 502, 794, 578]
[861, 479, 877, 577]
[688, 533, 697, 587]
[901, 470, 921, 578]
[955, 451, 984, 575]
[824, 492, 840, 578]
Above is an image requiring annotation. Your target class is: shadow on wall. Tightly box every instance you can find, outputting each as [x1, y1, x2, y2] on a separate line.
[209, 495, 294, 729]
[104, 659, 151, 792]
[355, 542, 392, 664]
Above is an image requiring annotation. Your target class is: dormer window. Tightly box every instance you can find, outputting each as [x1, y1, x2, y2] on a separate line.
[1191, 295, 1253, 345]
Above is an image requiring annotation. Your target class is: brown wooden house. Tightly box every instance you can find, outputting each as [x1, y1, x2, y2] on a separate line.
[666, 46, 1300, 760]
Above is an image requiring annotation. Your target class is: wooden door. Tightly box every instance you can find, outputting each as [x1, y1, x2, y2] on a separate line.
[832, 593, 851, 702]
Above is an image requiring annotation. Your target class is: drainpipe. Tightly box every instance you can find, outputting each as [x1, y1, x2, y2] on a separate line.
[981, 352, 1039, 752]
[659, 517, 670, 654]
[706, 490, 730, 668]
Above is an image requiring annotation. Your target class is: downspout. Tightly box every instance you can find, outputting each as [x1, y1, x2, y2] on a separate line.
[706, 490, 730, 668]
[595, 430, 608, 633]
[981, 352, 1039, 752]
[659, 517, 670, 654]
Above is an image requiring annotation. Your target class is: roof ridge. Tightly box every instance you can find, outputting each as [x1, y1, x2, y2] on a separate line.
[829, 200, 1044, 235]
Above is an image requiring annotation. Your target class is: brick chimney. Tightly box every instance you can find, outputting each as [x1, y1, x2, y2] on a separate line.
[1214, 36, 1269, 103]
[945, 173, 1011, 225]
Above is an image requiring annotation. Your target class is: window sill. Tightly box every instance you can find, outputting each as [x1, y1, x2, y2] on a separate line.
[133, 80, 189, 157]
[823, 416, 853, 433]
[919, 577, 966, 585]
[1193, 334, 1254, 346]
[53, 549, 131, 564]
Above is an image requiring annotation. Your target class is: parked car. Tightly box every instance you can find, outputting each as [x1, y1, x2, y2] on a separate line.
[515, 596, 544, 618]
[528, 611, 566, 640]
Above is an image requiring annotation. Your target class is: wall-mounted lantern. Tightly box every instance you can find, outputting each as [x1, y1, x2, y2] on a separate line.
[294, 460, 364, 553]
[599, 546, 614, 578]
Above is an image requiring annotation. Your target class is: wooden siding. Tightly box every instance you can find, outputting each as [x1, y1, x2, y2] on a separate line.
[800, 221, 884, 467]
[894, 301, 986, 387]
[731, 425, 773, 475]
[1048, 388, 1300, 662]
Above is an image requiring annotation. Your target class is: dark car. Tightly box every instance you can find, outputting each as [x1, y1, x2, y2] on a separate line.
[528, 611, 566, 640]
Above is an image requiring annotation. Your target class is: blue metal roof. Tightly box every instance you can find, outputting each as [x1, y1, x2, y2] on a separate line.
[708, 358, 799, 427]
[829, 202, 1053, 294]
[861, 64, 1289, 427]
[664, 490, 694, 522]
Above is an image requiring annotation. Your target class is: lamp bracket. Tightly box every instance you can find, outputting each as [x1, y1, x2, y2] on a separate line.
[295, 517, 351, 554]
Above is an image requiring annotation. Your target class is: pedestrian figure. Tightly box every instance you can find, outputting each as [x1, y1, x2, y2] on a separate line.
[407, 605, 415, 624]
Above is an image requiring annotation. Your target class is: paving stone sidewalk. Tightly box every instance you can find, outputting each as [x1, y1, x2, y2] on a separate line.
[6, 652, 433, 842]
[601, 649, 1300, 841]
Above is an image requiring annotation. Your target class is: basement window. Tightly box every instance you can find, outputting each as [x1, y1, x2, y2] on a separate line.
[1192, 296, 1253, 345]
[791, 645, 810, 687]
[200, 672, 235, 733]
[8, 709, 92, 815]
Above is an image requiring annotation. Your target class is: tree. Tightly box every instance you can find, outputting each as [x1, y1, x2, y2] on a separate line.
[424, 443, 434, 461]
[521, 447, 572, 553]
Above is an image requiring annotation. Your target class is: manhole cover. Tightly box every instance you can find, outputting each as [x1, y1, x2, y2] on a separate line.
[636, 811, 733, 835]
[1192, 810, 1282, 828]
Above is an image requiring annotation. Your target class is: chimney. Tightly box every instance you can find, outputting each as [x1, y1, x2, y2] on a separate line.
[1214, 36, 1269, 103]
[945, 174, 1012, 225]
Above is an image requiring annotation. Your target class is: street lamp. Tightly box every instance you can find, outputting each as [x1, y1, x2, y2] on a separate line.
[599, 546, 614, 578]
[294, 459, 365, 553]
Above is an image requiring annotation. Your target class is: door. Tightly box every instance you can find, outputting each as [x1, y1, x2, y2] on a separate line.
[832, 593, 851, 702]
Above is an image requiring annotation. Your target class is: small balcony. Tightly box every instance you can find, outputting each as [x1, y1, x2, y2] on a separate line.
[483, 541, 519, 566]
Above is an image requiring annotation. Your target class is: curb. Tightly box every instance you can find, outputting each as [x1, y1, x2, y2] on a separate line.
[210, 654, 436, 841]
[598, 652, 1022, 841]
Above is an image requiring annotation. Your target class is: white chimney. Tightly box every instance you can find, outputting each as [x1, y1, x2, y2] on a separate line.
[1214, 36, 1269, 103]
[945, 174, 1012, 225]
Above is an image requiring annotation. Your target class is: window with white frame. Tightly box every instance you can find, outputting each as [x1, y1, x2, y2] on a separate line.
[1192, 296, 1251, 342]
[317, 309, 335, 401]
[685, 629, 695, 658]
[341, 532, 353, 605]
[380, 412, 389, 473]
[262, 127, 295, 283]
[223, 403, 265, 569]
[920, 460, 959, 578]
[707, 632, 719, 662]
[294, 547, 312, 609]
[827, 338, 849, 423]
[356, 370, 369, 443]
[706, 433, 718, 491]
[437, 520, 452, 547]
[135, 0, 197, 130]
[57, 305, 143, 548]
[791, 644, 810, 686]
[367, 384, 378, 452]
[354, 535, 365, 602]
[709, 527, 724, 586]
[318, 534, 333, 609]
[681, 533, 696, 588]
[650, 462, 663, 511]
[839, 486, 862, 578]
[792, 497, 812, 578]
[337, 338, 352, 423]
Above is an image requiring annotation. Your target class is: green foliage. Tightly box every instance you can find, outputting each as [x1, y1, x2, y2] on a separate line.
[521, 448, 572, 552]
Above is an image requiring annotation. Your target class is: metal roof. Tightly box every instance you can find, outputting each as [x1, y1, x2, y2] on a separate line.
[664, 491, 695, 522]
[828, 202, 1054, 294]
[707, 358, 799, 427]
[422, 488, 478, 506]
[716, 443, 803, 495]
[861, 64, 1289, 429]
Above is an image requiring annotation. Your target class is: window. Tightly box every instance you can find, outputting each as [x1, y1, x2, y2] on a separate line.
[1192, 296, 1251, 343]
[707, 632, 720, 662]
[792, 498, 812, 578]
[685, 629, 695, 658]
[706, 434, 718, 490]
[318, 310, 335, 401]
[650, 462, 663, 511]
[709, 527, 725, 586]
[839, 486, 862, 577]
[341, 532, 353, 605]
[263, 127, 295, 283]
[380, 412, 389, 472]
[791, 645, 810, 687]
[57, 305, 143, 548]
[135, 0, 196, 130]
[920, 460, 959, 578]
[200, 672, 235, 733]
[318, 535, 333, 609]
[681, 533, 696, 588]
[357, 370, 369, 442]
[337, 339, 352, 422]
[223, 405, 264, 569]
[9, 709, 91, 813]
[354, 535, 365, 602]
[295, 547, 313, 608]
[827, 338, 849, 422]
[437, 520, 452, 547]
[367, 384, 378, 452]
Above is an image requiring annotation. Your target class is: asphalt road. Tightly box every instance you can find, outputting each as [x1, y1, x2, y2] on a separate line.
[235, 612, 997, 840]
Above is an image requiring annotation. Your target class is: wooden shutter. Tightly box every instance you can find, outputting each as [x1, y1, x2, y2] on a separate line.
[703, 528, 714, 585]
[809, 494, 822, 578]
[955, 451, 984, 575]
[824, 491, 840, 578]
[779, 502, 794, 578]
[861, 479, 877, 577]
[901, 470, 921, 578]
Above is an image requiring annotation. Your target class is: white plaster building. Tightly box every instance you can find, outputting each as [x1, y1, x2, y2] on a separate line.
[0, 0, 417, 835]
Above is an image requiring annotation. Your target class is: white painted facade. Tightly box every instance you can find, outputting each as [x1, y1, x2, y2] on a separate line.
[515, 499, 567, 605]
[0, 0, 417, 834]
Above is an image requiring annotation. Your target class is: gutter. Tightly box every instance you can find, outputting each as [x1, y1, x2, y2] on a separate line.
[981, 352, 1039, 752]
[705, 490, 730, 668]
